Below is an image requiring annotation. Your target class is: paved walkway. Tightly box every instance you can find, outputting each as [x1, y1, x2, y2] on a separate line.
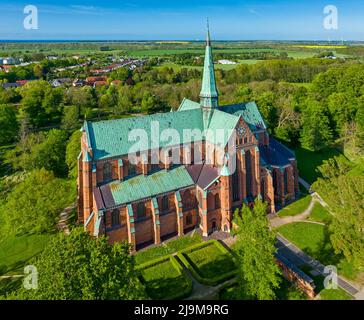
[276, 235, 360, 297]
[269, 177, 362, 299]
[57, 203, 76, 235]
[269, 194, 319, 228]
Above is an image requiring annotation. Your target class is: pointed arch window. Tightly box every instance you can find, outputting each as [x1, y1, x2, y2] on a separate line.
[103, 162, 112, 182]
[215, 194, 221, 209]
[137, 202, 146, 218]
[161, 195, 169, 212]
[284, 169, 289, 195]
[111, 209, 120, 226]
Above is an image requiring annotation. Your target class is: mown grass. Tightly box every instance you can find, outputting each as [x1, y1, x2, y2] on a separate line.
[138, 257, 191, 300]
[294, 147, 341, 184]
[134, 233, 203, 265]
[278, 222, 358, 280]
[308, 202, 332, 224]
[0, 234, 54, 276]
[218, 277, 307, 300]
[277, 195, 312, 217]
[185, 243, 236, 279]
[319, 288, 352, 300]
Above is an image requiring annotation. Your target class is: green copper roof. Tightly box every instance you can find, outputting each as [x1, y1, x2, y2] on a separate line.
[207, 109, 240, 147]
[220, 102, 267, 131]
[178, 98, 200, 111]
[85, 108, 204, 160]
[220, 164, 230, 176]
[108, 165, 194, 206]
[200, 24, 218, 107]
[82, 149, 92, 162]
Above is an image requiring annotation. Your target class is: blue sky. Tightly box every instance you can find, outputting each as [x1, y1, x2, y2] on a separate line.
[0, 0, 363, 40]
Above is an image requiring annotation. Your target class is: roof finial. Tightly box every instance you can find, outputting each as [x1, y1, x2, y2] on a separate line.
[206, 18, 211, 46]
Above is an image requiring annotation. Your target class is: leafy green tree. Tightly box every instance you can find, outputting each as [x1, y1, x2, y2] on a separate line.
[19, 80, 52, 127]
[0, 104, 18, 146]
[0, 169, 75, 237]
[61, 105, 80, 131]
[66, 130, 82, 179]
[6, 129, 68, 176]
[232, 199, 281, 300]
[7, 227, 146, 300]
[313, 159, 364, 269]
[300, 103, 333, 151]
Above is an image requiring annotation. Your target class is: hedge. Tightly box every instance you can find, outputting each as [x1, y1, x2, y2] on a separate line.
[177, 240, 238, 286]
[136, 255, 192, 300]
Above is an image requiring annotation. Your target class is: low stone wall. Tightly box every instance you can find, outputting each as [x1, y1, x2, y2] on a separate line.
[275, 253, 316, 299]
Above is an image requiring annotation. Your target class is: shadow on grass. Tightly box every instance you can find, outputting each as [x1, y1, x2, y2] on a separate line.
[294, 147, 341, 184]
[303, 227, 342, 267]
[141, 274, 189, 300]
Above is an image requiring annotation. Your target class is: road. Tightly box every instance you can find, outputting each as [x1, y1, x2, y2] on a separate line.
[276, 235, 360, 297]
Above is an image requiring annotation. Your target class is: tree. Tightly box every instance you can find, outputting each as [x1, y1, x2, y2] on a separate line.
[61, 105, 80, 131]
[66, 130, 82, 179]
[300, 103, 333, 151]
[0, 104, 18, 145]
[6, 129, 68, 177]
[8, 228, 146, 300]
[313, 158, 364, 269]
[0, 169, 75, 237]
[232, 199, 281, 300]
[19, 80, 52, 127]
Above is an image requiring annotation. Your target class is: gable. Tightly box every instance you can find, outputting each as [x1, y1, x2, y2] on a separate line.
[220, 101, 267, 132]
[178, 98, 201, 112]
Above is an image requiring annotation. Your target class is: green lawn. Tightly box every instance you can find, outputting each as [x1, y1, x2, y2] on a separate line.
[135, 233, 203, 265]
[308, 202, 332, 224]
[294, 147, 341, 184]
[302, 270, 353, 300]
[278, 222, 358, 280]
[180, 241, 237, 284]
[138, 256, 191, 300]
[278, 222, 337, 265]
[277, 195, 312, 217]
[0, 234, 54, 276]
[319, 288, 353, 300]
[219, 277, 306, 300]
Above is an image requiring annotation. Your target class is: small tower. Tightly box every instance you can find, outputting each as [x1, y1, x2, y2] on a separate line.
[200, 20, 219, 110]
[220, 164, 233, 233]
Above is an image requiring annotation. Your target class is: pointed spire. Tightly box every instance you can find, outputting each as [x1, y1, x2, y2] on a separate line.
[200, 20, 218, 109]
[206, 18, 211, 47]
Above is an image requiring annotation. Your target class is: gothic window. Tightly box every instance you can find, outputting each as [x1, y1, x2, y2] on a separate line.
[186, 213, 192, 225]
[136, 202, 146, 218]
[215, 194, 221, 209]
[246, 151, 252, 197]
[111, 209, 120, 226]
[103, 162, 112, 182]
[232, 157, 240, 201]
[151, 162, 159, 172]
[261, 179, 265, 202]
[128, 161, 136, 176]
[284, 169, 289, 195]
[161, 195, 169, 212]
[273, 169, 278, 192]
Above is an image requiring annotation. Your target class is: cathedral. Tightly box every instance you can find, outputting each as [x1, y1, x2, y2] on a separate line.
[78, 26, 299, 251]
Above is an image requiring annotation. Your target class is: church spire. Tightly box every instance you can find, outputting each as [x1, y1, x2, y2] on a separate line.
[200, 20, 218, 109]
